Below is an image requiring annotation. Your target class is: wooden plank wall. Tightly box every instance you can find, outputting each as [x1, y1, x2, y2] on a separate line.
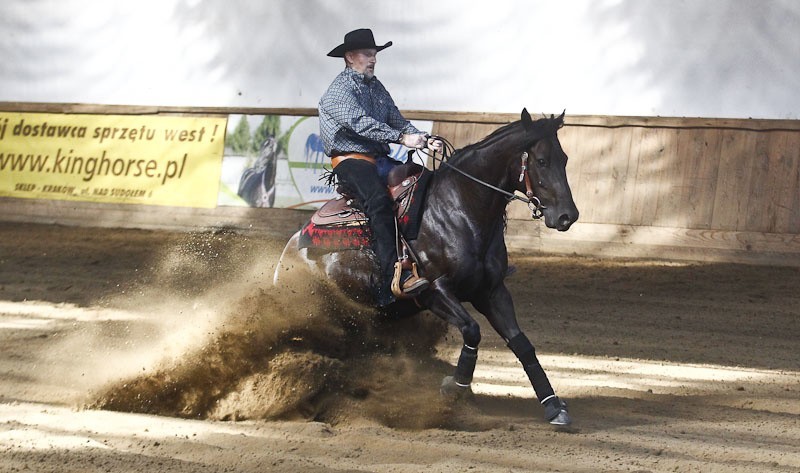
[2, 103, 799, 266]
[433, 116, 800, 266]
[0, 196, 311, 241]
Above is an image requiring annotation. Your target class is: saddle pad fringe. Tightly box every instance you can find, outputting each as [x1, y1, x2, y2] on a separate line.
[299, 221, 370, 250]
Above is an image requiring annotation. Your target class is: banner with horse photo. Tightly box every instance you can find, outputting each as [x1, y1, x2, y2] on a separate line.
[218, 114, 432, 209]
[0, 112, 227, 208]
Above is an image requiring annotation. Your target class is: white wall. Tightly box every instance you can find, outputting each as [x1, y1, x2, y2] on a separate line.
[1, 0, 798, 119]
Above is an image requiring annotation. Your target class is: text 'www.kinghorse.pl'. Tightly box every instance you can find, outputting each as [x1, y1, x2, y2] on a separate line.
[0, 148, 189, 185]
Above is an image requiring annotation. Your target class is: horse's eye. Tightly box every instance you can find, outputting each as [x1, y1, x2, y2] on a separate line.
[537, 158, 547, 167]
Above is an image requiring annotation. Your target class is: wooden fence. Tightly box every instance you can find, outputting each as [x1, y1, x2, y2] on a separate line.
[433, 114, 800, 266]
[2, 103, 799, 266]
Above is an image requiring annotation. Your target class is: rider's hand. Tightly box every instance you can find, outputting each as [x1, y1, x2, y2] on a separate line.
[400, 133, 428, 149]
[427, 137, 444, 153]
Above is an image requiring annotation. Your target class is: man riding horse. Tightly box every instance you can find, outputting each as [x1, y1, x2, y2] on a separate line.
[319, 28, 443, 308]
[300, 28, 576, 426]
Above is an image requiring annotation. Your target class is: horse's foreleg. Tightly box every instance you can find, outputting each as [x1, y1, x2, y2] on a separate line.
[474, 285, 571, 426]
[507, 332, 570, 425]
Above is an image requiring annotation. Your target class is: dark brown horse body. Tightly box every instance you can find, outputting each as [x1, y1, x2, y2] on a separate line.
[275, 109, 578, 425]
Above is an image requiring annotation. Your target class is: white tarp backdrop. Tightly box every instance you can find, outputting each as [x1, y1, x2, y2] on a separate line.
[1, 0, 798, 119]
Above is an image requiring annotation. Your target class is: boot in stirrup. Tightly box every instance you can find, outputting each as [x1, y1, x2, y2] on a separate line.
[391, 261, 429, 298]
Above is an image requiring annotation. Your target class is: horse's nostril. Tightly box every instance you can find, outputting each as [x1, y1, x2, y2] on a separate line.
[556, 214, 575, 231]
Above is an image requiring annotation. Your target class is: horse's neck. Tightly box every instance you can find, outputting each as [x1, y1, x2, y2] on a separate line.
[438, 128, 525, 227]
[458, 127, 523, 191]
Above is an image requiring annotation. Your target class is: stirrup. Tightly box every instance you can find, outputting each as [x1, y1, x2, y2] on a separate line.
[391, 261, 428, 298]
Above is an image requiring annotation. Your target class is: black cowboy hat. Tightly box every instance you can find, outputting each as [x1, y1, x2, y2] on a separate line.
[327, 28, 392, 57]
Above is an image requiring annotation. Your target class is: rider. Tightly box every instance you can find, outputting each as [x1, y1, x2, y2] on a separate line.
[319, 28, 442, 308]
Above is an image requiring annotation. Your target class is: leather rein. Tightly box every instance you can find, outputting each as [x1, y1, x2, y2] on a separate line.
[424, 135, 546, 220]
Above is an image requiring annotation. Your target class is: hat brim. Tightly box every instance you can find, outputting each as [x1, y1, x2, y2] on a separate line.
[327, 41, 392, 58]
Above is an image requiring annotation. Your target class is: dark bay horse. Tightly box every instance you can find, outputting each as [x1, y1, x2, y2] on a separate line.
[275, 109, 579, 425]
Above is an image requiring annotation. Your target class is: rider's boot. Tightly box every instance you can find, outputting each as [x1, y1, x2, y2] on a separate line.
[400, 269, 429, 295]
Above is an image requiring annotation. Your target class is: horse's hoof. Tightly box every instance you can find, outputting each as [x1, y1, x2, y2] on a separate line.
[439, 376, 473, 400]
[543, 396, 572, 426]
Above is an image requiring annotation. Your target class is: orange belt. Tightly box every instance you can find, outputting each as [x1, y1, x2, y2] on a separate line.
[331, 153, 376, 168]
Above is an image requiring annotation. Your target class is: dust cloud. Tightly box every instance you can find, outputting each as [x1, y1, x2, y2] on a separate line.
[86, 232, 455, 429]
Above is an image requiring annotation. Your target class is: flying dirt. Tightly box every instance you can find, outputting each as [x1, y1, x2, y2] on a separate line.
[1, 222, 798, 472]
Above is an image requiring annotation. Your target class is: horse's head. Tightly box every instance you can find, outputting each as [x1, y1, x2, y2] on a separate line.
[260, 136, 277, 157]
[519, 108, 579, 231]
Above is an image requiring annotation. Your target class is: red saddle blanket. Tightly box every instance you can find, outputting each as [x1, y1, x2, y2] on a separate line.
[298, 164, 432, 251]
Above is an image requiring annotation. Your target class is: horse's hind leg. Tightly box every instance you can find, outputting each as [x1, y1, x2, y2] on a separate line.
[444, 342, 479, 397]
[473, 286, 571, 426]
[425, 285, 482, 398]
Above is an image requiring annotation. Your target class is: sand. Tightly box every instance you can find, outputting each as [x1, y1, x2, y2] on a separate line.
[0, 221, 798, 472]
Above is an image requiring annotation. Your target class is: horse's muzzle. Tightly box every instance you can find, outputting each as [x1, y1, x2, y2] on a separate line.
[545, 206, 578, 231]
[555, 213, 576, 231]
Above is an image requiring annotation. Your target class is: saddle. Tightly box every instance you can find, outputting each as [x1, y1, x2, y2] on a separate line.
[298, 163, 431, 251]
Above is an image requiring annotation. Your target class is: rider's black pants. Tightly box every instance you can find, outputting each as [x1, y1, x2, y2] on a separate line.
[333, 158, 397, 304]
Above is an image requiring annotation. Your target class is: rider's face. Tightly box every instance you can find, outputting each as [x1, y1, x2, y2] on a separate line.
[346, 48, 377, 78]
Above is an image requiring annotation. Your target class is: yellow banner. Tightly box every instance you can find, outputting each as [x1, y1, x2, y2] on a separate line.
[0, 112, 227, 208]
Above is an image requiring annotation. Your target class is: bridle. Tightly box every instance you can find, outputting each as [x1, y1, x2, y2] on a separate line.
[421, 135, 546, 220]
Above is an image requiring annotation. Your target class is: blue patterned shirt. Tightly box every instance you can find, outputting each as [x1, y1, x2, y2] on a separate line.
[319, 67, 420, 158]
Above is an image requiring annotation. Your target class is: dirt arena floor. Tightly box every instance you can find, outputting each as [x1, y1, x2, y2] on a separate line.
[0, 221, 798, 472]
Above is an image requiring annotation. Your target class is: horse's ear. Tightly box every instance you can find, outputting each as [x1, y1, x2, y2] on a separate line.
[556, 109, 566, 128]
[521, 108, 534, 131]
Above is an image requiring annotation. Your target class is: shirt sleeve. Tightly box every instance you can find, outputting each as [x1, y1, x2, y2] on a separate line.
[380, 84, 422, 135]
[383, 88, 422, 135]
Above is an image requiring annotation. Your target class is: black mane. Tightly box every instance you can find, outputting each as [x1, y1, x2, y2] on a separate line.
[449, 115, 562, 164]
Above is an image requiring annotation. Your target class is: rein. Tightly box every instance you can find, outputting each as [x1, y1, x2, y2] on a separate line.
[422, 135, 546, 220]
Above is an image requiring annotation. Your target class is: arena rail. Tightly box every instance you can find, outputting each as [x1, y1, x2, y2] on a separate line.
[2, 102, 798, 266]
